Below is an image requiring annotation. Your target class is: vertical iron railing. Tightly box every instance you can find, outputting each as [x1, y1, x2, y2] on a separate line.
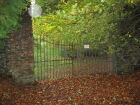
[33, 38, 114, 80]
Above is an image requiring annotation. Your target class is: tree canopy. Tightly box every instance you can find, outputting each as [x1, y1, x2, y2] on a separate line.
[0, 0, 139, 73]
[32, 0, 140, 73]
[33, 0, 140, 52]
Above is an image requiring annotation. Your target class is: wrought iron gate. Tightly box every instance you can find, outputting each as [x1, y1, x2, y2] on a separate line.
[34, 38, 73, 80]
[34, 38, 113, 80]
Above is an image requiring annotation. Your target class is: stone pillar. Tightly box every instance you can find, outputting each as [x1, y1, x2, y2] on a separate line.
[9, 12, 35, 84]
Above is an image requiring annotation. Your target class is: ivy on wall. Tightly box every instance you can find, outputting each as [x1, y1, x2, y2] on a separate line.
[0, 0, 26, 38]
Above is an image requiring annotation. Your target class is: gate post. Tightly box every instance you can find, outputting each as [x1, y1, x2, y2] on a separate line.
[112, 53, 117, 73]
[9, 12, 36, 84]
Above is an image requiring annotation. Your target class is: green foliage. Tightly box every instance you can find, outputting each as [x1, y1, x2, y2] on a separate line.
[114, 1, 140, 74]
[33, 0, 140, 73]
[33, 0, 121, 53]
[0, 0, 26, 38]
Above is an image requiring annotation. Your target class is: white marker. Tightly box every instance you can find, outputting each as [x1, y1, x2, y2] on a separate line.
[84, 45, 90, 49]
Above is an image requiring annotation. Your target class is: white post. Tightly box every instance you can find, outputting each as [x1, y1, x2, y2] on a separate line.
[31, 0, 36, 5]
[31, 0, 35, 15]
[28, 0, 42, 17]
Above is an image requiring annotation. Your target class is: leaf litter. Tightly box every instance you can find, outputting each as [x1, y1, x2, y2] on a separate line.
[0, 72, 140, 105]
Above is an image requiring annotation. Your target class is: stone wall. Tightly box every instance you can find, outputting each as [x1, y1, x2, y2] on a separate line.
[9, 12, 35, 84]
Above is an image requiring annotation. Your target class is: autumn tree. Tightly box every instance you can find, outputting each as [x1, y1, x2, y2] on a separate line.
[33, 0, 140, 73]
